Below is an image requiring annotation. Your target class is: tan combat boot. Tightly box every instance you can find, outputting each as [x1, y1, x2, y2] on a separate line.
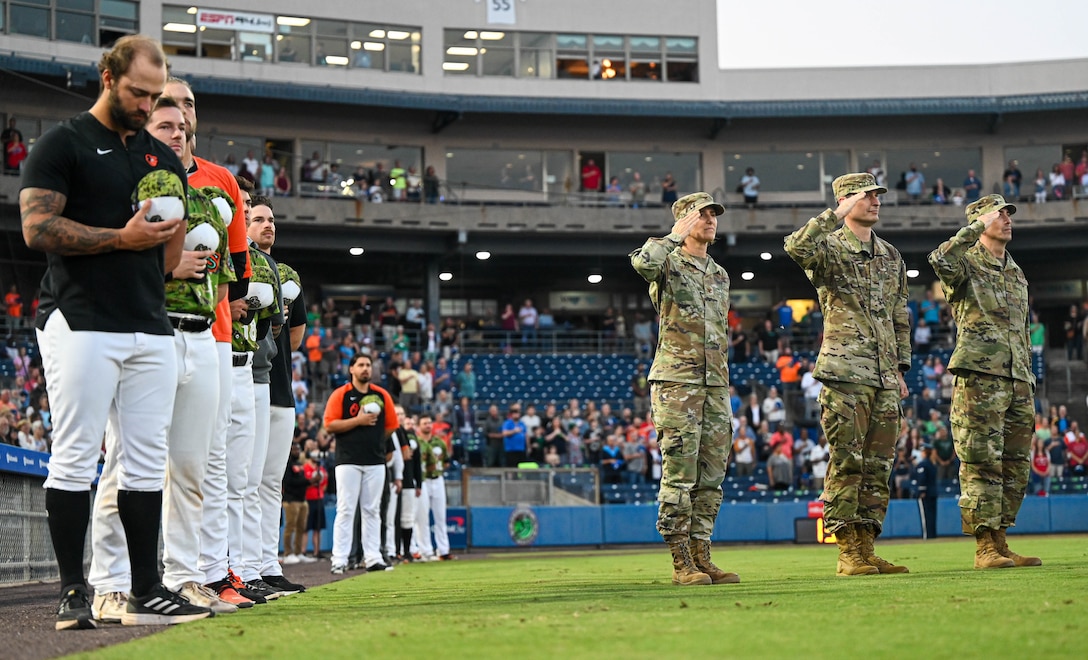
[974, 528, 1016, 569]
[857, 524, 909, 574]
[667, 540, 712, 586]
[835, 525, 879, 576]
[689, 539, 740, 584]
[992, 528, 1042, 567]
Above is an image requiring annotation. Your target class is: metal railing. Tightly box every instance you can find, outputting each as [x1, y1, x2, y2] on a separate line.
[458, 329, 637, 355]
[461, 467, 600, 506]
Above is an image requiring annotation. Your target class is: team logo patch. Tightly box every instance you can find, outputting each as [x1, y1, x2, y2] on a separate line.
[349, 402, 360, 417]
[146, 154, 158, 167]
[205, 253, 221, 273]
[508, 505, 539, 546]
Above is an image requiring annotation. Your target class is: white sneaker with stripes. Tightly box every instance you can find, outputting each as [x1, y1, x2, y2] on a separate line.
[121, 583, 214, 626]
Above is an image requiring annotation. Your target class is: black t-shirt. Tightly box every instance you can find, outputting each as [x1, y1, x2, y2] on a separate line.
[324, 383, 397, 466]
[353, 302, 372, 326]
[270, 288, 307, 408]
[22, 112, 185, 334]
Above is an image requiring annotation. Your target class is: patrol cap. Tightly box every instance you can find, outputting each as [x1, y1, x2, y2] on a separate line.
[832, 172, 888, 199]
[965, 194, 1017, 223]
[672, 192, 725, 222]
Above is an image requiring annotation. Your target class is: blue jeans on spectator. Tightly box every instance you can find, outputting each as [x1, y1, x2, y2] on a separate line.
[623, 470, 643, 486]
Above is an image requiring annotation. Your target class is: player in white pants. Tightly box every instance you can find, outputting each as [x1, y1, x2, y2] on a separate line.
[413, 416, 451, 560]
[383, 412, 406, 560]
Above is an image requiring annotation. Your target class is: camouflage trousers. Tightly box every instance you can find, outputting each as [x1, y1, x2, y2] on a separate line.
[652, 382, 731, 542]
[950, 372, 1033, 534]
[818, 381, 900, 535]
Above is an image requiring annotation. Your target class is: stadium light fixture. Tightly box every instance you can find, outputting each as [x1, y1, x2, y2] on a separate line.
[463, 31, 479, 39]
[164, 23, 197, 33]
[369, 29, 386, 38]
[760, 252, 772, 261]
[387, 30, 411, 40]
[443, 62, 470, 71]
[475, 251, 491, 260]
[277, 16, 310, 27]
[349, 247, 364, 256]
[907, 269, 920, 278]
[447, 46, 479, 56]
[439, 272, 454, 282]
[186, 6, 197, 14]
[479, 31, 506, 40]
[587, 274, 603, 285]
[363, 42, 385, 51]
[325, 56, 349, 66]
[741, 271, 755, 281]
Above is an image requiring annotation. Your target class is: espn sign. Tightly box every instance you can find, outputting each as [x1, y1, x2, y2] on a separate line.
[196, 9, 275, 33]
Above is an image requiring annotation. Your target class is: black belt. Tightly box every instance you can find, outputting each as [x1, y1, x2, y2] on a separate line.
[169, 315, 212, 333]
[232, 353, 250, 367]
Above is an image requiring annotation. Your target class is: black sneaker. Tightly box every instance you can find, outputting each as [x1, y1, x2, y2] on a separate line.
[440, 554, 458, 561]
[261, 574, 305, 594]
[56, 585, 97, 631]
[122, 583, 214, 626]
[244, 578, 285, 601]
[366, 562, 394, 572]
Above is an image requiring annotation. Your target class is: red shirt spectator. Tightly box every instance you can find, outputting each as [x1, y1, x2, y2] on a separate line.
[5, 286, 22, 318]
[770, 428, 794, 459]
[581, 159, 602, 192]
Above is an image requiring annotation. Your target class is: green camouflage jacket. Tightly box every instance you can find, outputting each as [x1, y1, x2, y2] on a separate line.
[927, 220, 1034, 386]
[630, 233, 730, 387]
[165, 186, 235, 319]
[784, 209, 911, 389]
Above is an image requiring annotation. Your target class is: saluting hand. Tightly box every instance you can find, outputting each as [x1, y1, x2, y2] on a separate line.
[833, 193, 865, 220]
[670, 207, 703, 240]
[978, 209, 1001, 229]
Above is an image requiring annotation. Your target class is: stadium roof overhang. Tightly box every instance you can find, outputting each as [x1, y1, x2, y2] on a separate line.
[4, 53, 1088, 120]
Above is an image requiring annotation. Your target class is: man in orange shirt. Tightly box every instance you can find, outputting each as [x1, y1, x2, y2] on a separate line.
[325, 353, 398, 574]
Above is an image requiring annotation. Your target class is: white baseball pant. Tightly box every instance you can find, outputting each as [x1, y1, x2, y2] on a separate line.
[240, 381, 271, 582]
[199, 342, 233, 582]
[259, 405, 296, 577]
[331, 463, 385, 568]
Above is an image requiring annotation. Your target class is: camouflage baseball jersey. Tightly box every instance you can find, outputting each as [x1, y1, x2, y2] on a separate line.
[277, 262, 301, 308]
[164, 186, 235, 318]
[927, 221, 1034, 386]
[784, 209, 910, 389]
[420, 435, 448, 480]
[630, 234, 730, 386]
[231, 244, 280, 352]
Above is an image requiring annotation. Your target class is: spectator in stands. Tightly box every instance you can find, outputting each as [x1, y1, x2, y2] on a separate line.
[1046, 422, 1065, 481]
[500, 303, 518, 349]
[1064, 304, 1084, 361]
[769, 423, 794, 460]
[453, 396, 477, 464]
[599, 434, 625, 484]
[659, 171, 678, 205]
[931, 425, 956, 481]
[520, 404, 542, 437]
[739, 167, 760, 207]
[730, 323, 750, 364]
[274, 166, 291, 197]
[732, 423, 756, 477]
[762, 386, 786, 432]
[4, 131, 27, 174]
[440, 318, 460, 360]
[767, 442, 792, 490]
[423, 165, 440, 204]
[5, 285, 23, 327]
[397, 361, 420, 413]
[892, 448, 913, 499]
[744, 392, 762, 437]
[454, 361, 476, 400]
[605, 176, 623, 206]
[303, 448, 328, 560]
[2, 117, 24, 174]
[544, 417, 568, 465]
[1066, 422, 1088, 476]
[518, 299, 538, 347]
[932, 178, 951, 204]
[1028, 312, 1045, 356]
[756, 319, 779, 363]
[622, 432, 646, 484]
[793, 427, 815, 487]
[905, 164, 925, 203]
[581, 159, 602, 192]
[482, 404, 504, 467]
[0, 412, 17, 446]
[417, 362, 434, 413]
[281, 442, 310, 564]
[501, 405, 528, 467]
[914, 318, 932, 354]
[392, 326, 410, 362]
[633, 313, 655, 361]
[963, 169, 982, 203]
[1030, 435, 1051, 496]
[1032, 168, 1048, 204]
[19, 419, 48, 453]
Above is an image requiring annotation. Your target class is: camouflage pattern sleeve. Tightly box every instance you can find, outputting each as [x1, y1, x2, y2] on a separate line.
[783, 208, 839, 273]
[927, 219, 985, 292]
[630, 234, 684, 284]
[892, 254, 912, 372]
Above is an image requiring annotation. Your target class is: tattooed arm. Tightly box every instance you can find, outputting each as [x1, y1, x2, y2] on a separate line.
[20, 188, 183, 257]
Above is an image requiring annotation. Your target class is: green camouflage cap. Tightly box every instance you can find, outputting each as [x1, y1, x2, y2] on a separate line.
[133, 169, 185, 203]
[672, 192, 725, 221]
[965, 193, 1017, 223]
[832, 172, 888, 199]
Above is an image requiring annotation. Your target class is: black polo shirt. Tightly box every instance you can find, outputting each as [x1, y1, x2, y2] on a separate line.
[21, 111, 186, 334]
[270, 289, 307, 408]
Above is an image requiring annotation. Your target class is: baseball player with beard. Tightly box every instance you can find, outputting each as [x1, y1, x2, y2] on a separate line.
[244, 195, 308, 594]
[154, 77, 256, 609]
[88, 96, 236, 622]
[19, 36, 197, 630]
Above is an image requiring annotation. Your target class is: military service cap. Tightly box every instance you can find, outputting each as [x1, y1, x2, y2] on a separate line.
[672, 192, 725, 221]
[965, 194, 1017, 223]
[832, 172, 888, 199]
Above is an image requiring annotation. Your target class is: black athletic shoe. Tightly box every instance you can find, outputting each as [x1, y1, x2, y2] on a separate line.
[122, 583, 214, 626]
[261, 574, 305, 595]
[219, 571, 266, 604]
[440, 554, 458, 561]
[244, 578, 285, 601]
[56, 585, 97, 631]
[366, 562, 394, 572]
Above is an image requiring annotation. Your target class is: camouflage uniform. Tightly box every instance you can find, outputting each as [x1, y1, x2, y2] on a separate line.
[630, 192, 731, 543]
[232, 246, 280, 353]
[783, 175, 910, 535]
[928, 194, 1034, 535]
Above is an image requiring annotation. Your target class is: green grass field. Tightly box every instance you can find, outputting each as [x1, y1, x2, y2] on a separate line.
[79, 535, 1088, 659]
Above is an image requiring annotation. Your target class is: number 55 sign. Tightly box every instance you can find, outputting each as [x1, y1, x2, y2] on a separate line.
[485, 0, 517, 25]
